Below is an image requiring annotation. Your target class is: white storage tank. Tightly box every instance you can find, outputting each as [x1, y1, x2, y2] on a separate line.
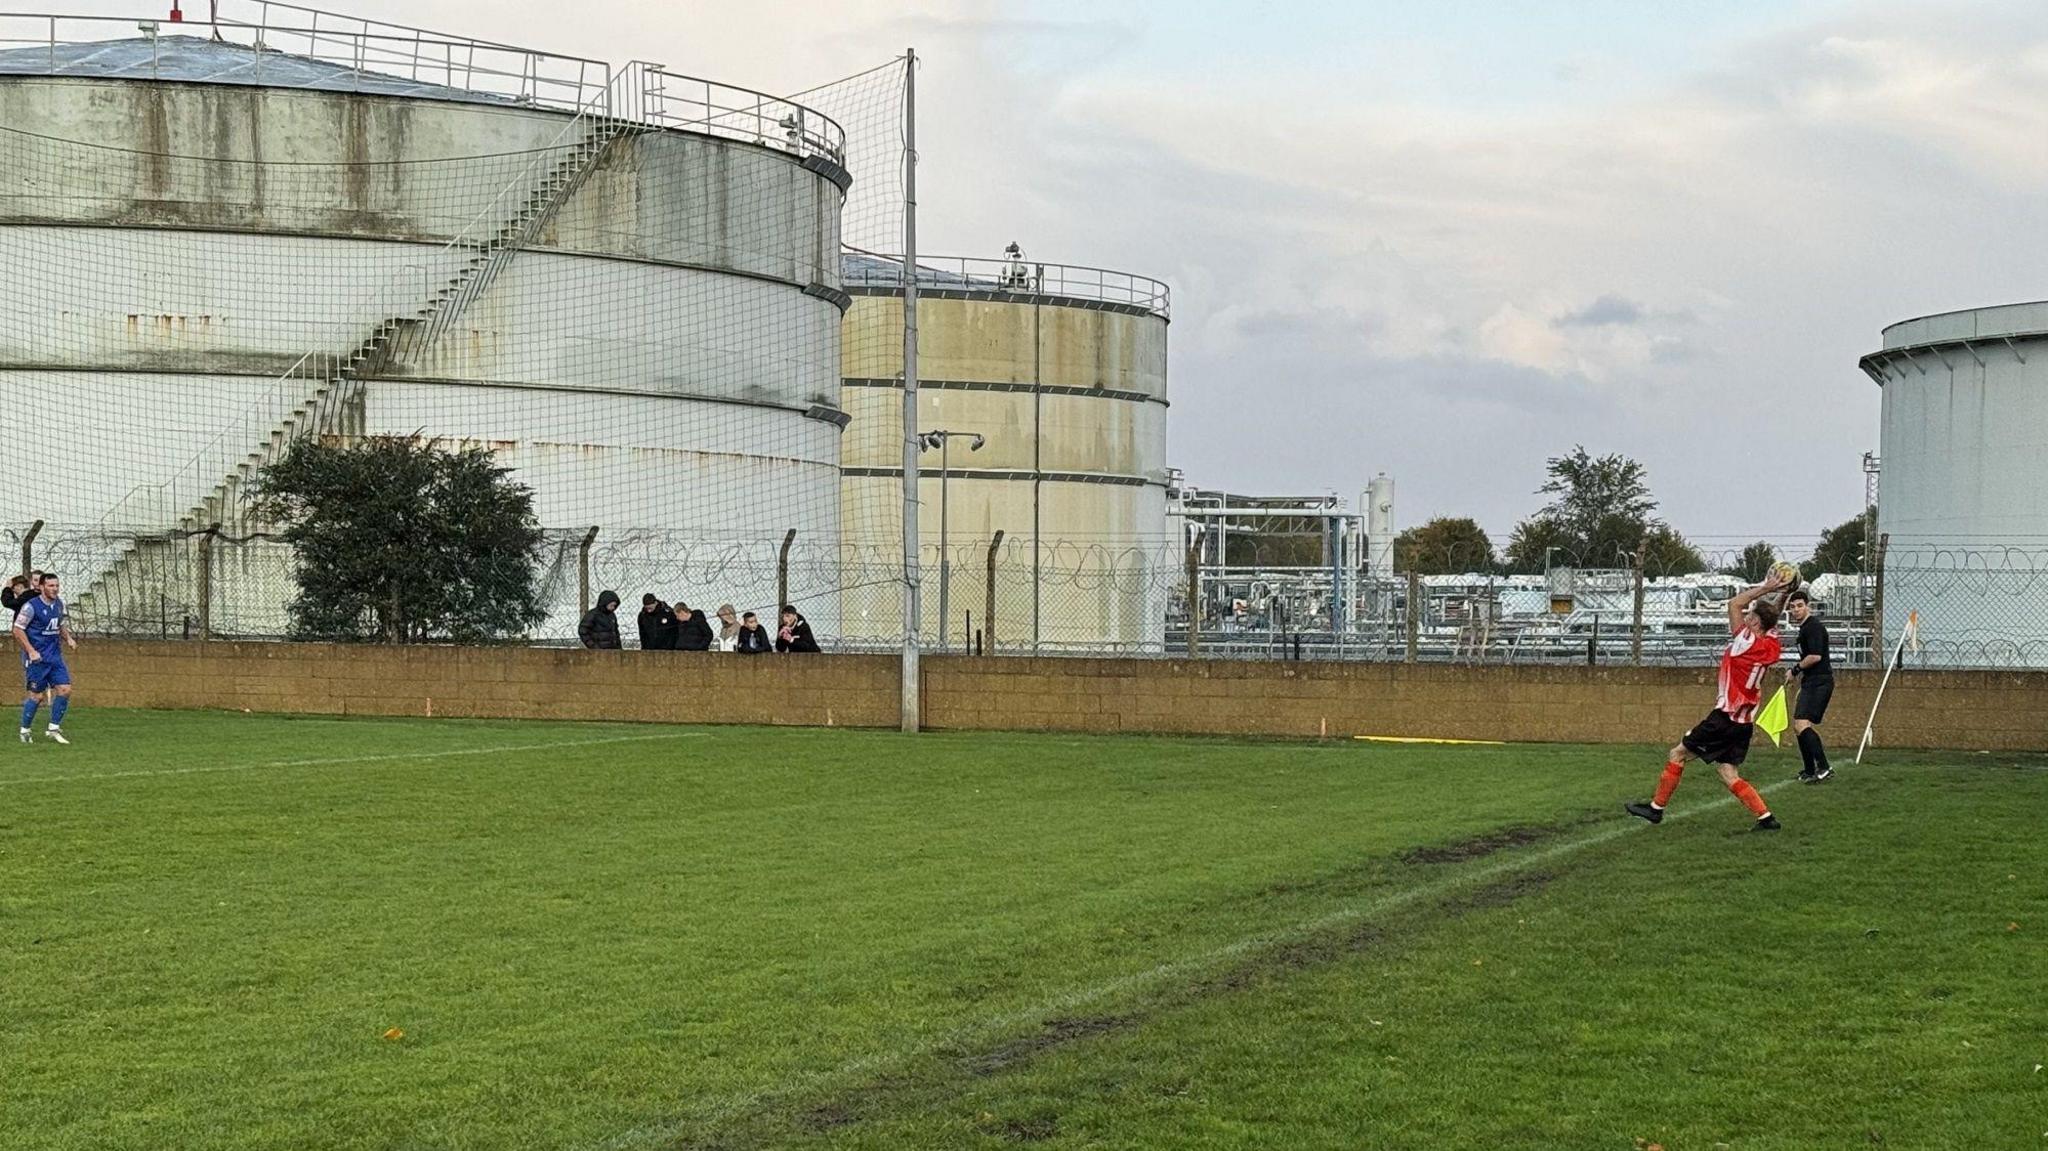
[0, 17, 850, 636]
[1861, 302, 2048, 666]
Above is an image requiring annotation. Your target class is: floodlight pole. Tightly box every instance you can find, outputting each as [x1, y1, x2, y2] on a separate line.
[899, 47, 922, 733]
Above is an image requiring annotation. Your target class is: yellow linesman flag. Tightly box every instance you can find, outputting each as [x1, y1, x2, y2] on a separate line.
[1757, 685, 1790, 747]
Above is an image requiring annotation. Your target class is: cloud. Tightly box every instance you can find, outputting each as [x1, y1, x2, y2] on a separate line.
[1555, 294, 1645, 327]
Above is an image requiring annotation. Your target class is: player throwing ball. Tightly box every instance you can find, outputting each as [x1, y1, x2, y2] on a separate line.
[1626, 568, 1793, 831]
[14, 571, 77, 744]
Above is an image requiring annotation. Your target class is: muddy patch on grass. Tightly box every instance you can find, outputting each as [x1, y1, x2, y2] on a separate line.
[1195, 921, 1387, 996]
[991, 1112, 1061, 1142]
[962, 1014, 1140, 1077]
[1440, 871, 1555, 917]
[1401, 824, 1555, 864]
[797, 1101, 858, 1133]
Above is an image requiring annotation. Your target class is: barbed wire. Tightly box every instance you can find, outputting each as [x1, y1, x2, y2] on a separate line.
[10, 522, 2048, 668]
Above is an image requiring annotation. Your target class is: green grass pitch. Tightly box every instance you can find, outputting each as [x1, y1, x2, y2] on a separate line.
[4, 710, 2043, 1150]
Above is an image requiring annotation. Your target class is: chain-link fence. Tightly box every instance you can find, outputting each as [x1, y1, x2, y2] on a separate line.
[10, 523, 2047, 669]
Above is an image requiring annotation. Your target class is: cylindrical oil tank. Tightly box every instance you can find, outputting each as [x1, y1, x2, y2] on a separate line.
[1862, 302, 2048, 666]
[0, 33, 848, 637]
[838, 253, 1171, 651]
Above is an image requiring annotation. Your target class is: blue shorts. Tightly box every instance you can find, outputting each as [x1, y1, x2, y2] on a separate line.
[24, 657, 70, 694]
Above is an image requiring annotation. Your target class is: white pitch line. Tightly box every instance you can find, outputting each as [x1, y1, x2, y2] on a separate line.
[0, 731, 706, 789]
[587, 778, 1797, 1151]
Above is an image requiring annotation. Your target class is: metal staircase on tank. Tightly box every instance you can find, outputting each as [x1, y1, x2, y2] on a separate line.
[73, 118, 633, 633]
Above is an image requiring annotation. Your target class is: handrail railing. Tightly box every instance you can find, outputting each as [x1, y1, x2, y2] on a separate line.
[95, 350, 336, 530]
[841, 252, 1171, 318]
[0, 6, 844, 161]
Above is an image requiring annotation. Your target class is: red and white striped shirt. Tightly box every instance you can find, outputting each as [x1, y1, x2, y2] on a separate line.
[1716, 625, 1783, 723]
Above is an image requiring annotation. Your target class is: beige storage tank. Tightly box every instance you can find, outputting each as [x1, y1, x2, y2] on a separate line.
[838, 250, 1171, 651]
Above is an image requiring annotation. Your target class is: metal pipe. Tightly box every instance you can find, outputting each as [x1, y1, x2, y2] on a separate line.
[1032, 282, 1042, 652]
[938, 436, 950, 651]
[899, 48, 921, 734]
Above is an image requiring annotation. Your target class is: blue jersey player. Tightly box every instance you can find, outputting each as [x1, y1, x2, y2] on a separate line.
[14, 571, 76, 744]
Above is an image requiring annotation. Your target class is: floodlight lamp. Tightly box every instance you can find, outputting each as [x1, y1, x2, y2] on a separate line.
[969, 435, 986, 451]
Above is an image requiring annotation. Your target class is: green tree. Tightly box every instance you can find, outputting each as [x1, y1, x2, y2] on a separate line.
[251, 437, 546, 643]
[1506, 446, 1701, 574]
[1804, 513, 1870, 578]
[1641, 525, 1708, 576]
[1502, 516, 1577, 575]
[1728, 541, 1776, 583]
[1532, 447, 1656, 547]
[1394, 517, 1496, 574]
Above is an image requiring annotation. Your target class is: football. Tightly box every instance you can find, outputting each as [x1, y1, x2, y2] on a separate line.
[1771, 560, 1802, 585]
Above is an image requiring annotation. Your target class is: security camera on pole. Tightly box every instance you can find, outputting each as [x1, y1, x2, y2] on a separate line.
[920, 428, 985, 650]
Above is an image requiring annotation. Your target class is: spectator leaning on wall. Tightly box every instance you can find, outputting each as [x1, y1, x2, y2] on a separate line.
[638, 594, 678, 651]
[735, 611, 774, 655]
[578, 590, 622, 650]
[674, 601, 713, 651]
[776, 605, 820, 654]
[2, 573, 31, 615]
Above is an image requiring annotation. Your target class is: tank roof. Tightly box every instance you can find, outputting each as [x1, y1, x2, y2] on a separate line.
[0, 34, 522, 105]
[1878, 301, 2048, 351]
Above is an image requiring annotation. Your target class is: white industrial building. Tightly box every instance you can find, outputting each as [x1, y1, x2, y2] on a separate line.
[1861, 301, 2048, 667]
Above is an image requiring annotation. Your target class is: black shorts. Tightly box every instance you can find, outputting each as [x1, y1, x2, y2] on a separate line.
[1683, 709, 1755, 767]
[1793, 676, 1833, 724]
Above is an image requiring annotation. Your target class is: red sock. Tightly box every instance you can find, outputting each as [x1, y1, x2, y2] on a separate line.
[1652, 761, 1684, 807]
[1729, 778, 1769, 818]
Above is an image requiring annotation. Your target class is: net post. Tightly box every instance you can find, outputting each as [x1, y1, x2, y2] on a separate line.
[1631, 541, 1646, 666]
[1405, 570, 1421, 663]
[777, 528, 796, 615]
[577, 525, 599, 617]
[20, 518, 41, 580]
[1184, 531, 1202, 656]
[985, 529, 1003, 652]
[899, 48, 921, 733]
[196, 524, 218, 641]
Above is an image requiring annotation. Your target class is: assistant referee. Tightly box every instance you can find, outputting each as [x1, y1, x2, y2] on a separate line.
[1785, 590, 1833, 782]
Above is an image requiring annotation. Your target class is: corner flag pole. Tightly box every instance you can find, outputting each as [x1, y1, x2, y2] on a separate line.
[1855, 609, 1916, 765]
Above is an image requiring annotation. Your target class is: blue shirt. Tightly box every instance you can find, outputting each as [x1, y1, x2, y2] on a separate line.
[13, 595, 65, 662]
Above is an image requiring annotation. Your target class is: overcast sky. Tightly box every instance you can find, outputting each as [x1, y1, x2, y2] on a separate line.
[79, 0, 2048, 547]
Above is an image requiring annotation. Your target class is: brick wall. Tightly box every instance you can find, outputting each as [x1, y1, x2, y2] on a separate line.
[76, 641, 900, 728]
[922, 658, 2048, 752]
[61, 642, 2048, 752]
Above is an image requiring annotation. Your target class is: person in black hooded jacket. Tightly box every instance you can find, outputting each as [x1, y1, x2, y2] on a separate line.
[2, 572, 34, 616]
[673, 600, 714, 651]
[775, 604, 820, 653]
[579, 590, 622, 650]
[637, 594, 678, 651]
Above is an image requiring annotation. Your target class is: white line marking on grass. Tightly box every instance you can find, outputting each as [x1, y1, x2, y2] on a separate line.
[587, 779, 1795, 1151]
[0, 732, 706, 789]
